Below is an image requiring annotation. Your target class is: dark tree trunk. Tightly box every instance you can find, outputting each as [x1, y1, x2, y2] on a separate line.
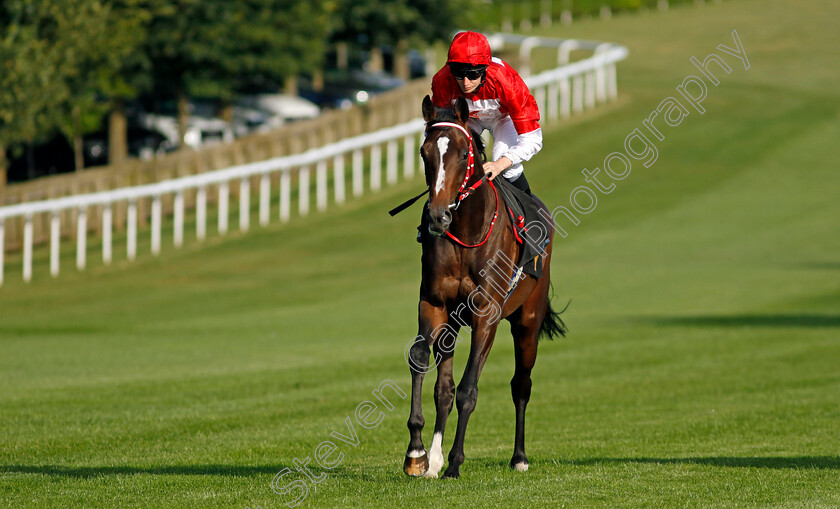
[109, 99, 128, 165]
[395, 38, 410, 81]
[312, 69, 324, 92]
[26, 142, 35, 181]
[219, 100, 233, 124]
[284, 76, 298, 96]
[177, 91, 190, 149]
[336, 42, 349, 70]
[0, 143, 7, 190]
[369, 47, 384, 73]
[73, 106, 84, 172]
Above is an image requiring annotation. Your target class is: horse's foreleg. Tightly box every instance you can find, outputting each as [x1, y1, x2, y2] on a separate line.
[426, 338, 457, 478]
[404, 338, 430, 476]
[442, 321, 497, 479]
[404, 301, 447, 476]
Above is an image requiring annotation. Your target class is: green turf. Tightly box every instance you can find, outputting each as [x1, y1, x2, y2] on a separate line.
[2, 0, 839, 507]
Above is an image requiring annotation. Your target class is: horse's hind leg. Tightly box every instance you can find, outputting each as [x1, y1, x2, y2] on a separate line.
[509, 318, 539, 471]
[509, 278, 549, 471]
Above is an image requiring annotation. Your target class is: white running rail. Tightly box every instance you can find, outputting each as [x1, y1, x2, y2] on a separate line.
[0, 34, 628, 286]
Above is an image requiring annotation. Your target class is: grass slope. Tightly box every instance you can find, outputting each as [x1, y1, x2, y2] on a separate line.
[2, 0, 839, 507]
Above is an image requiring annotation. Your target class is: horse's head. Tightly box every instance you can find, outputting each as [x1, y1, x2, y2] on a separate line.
[421, 95, 477, 236]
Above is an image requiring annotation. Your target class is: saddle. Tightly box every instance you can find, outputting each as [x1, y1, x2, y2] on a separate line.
[494, 178, 550, 279]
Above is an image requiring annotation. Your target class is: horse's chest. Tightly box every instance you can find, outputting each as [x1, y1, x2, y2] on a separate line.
[423, 244, 481, 303]
[428, 274, 477, 303]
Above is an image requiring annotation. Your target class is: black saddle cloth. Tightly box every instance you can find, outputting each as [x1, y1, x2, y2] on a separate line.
[494, 178, 550, 279]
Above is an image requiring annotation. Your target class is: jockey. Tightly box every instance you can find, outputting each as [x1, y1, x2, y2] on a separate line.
[431, 31, 542, 195]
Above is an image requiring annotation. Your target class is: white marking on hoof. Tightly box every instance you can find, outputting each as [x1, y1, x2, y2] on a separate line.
[425, 432, 444, 478]
[407, 449, 426, 459]
[513, 461, 529, 472]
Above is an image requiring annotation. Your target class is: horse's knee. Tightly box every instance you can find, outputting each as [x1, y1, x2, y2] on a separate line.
[456, 383, 478, 414]
[408, 341, 430, 371]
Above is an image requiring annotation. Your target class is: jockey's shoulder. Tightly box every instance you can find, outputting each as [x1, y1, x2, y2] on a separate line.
[488, 56, 510, 70]
[486, 57, 524, 82]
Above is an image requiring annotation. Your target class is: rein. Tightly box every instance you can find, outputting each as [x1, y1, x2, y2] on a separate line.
[426, 121, 499, 248]
[445, 178, 499, 248]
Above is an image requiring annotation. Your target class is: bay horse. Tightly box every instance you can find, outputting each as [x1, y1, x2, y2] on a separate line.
[404, 95, 566, 479]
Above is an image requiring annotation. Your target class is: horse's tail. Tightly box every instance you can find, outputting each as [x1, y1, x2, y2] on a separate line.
[539, 297, 569, 341]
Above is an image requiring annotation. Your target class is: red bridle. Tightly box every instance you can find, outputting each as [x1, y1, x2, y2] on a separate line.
[426, 122, 499, 248]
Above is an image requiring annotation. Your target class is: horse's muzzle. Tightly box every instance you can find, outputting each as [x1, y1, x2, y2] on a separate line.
[427, 208, 452, 236]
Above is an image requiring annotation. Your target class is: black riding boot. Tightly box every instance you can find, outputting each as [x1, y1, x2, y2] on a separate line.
[507, 173, 532, 195]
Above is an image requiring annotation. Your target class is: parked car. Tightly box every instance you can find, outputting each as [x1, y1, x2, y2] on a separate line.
[83, 126, 174, 166]
[230, 105, 275, 137]
[300, 69, 406, 110]
[5, 124, 178, 182]
[233, 94, 320, 135]
[136, 100, 234, 149]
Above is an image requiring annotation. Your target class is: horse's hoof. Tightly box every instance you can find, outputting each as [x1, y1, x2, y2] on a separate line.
[441, 466, 460, 479]
[403, 452, 429, 477]
[510, 454, 529, 472]
[511, 461, 529, 472]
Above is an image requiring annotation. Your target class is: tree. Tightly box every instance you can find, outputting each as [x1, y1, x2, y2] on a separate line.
[143, 0, 332, 145]
[326, 0, 482, 79]
[328, 0, 482, 50]
[53, 0, 147, 171]
[0, 0, 146, 177]
[100, 0, 156, 166]
[0, 0, 70, 180]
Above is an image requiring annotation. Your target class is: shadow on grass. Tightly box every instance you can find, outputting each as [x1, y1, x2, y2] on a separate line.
[0, 464, 287, 478]
[0, 324, 107, 336]
[557, 456, 840, 470]
[799, 262, 840, 271]
[641, 314, 840, 328]
[8, 457, 839, 480]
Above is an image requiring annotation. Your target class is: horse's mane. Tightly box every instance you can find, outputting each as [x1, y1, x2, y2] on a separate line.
[428, 107, 487, 164]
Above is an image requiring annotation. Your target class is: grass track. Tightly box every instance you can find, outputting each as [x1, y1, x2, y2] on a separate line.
[2, 0, 839, 507]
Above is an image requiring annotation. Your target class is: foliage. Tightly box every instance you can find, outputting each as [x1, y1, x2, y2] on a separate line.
[478, 0, 705, 30]
[0, 0, 70, 151]
[0, 0, 145, 165]
[144, 0, 332, 101]
[0, 0, 332, 169]
[328, 0, 481, 49]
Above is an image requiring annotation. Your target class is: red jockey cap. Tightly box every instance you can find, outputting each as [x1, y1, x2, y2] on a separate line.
[447, 31, 492, 67]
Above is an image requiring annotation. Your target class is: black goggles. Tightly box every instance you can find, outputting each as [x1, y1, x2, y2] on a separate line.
[449, 63, 487, 80]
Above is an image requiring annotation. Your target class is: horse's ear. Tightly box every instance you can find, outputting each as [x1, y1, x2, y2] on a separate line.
[422, 95, 435, 122]
[454, 97, 470, 125]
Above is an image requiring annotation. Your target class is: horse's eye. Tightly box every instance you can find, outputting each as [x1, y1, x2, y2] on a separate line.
[462, 151, 469, 160]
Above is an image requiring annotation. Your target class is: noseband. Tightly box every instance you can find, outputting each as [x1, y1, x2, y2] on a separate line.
[426, 121, 499, 248]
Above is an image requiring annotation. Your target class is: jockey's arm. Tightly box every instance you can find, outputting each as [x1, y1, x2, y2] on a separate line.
[484, 126, 543, 180]
[483, 157, 512, 180]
